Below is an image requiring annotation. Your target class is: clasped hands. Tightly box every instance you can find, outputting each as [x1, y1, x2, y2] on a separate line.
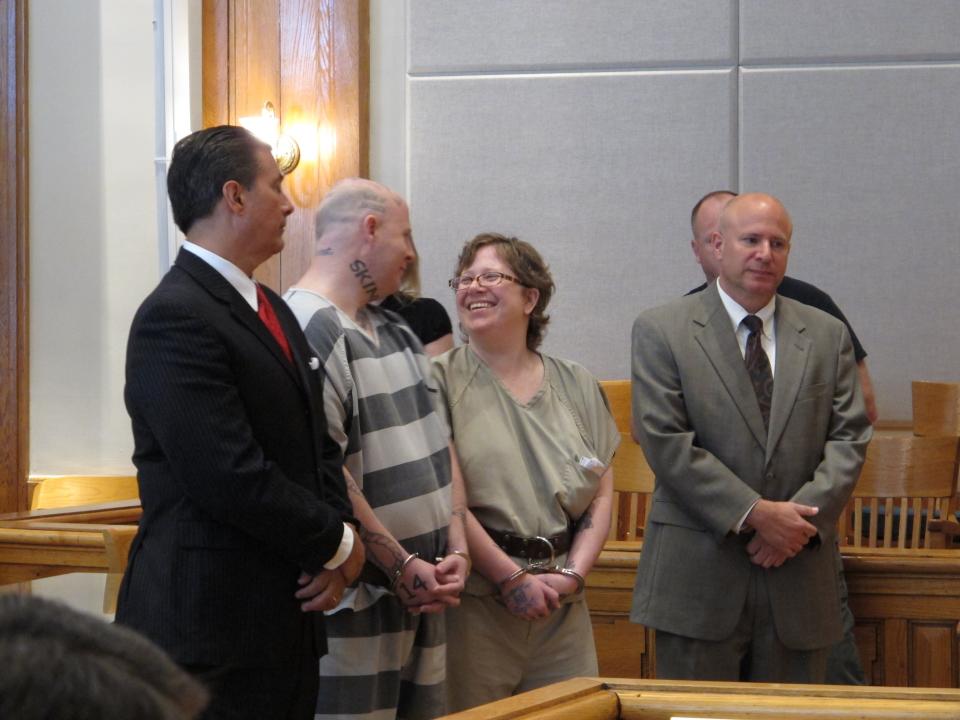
[393, 553, 468, 615]
[744, 499, 819, 569]
[498, 567, 580, 622]
[294, 526, 366, 613]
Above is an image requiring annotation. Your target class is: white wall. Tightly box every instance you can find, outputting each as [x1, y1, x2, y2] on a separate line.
[25, 0, 960, 477]
[29, 0, 159, 474]
[370, 0, 960, 420]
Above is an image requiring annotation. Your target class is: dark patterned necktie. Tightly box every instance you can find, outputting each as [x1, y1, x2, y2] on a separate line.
[256, 284, 293, 363]
[742, 314, 772, 429]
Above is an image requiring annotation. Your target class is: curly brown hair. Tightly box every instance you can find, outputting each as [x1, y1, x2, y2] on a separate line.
[455, 233, 555, 351]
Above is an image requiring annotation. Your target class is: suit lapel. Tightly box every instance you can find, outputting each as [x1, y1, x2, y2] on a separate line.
[273, 294, 318, 393]
[175, 249, 305, 389]
[766, 299, 810, 462]
[693, 285, 768, 450]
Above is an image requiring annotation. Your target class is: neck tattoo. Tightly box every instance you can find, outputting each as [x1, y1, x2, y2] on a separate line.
[349, 259, 378, 300]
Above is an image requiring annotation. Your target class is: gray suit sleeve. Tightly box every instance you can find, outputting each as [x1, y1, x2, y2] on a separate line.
[788, 324, 871, 533]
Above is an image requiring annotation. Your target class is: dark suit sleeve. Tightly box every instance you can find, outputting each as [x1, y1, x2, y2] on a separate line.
[780, 278, 867, 362]
[788, 324, 871, 532]
[126, 298, 345, 575]
[631, 311, 760, 540]
[811, 294, 865, 361]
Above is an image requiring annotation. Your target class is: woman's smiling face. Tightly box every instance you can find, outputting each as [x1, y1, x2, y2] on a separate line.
[455, 245, 537, 342]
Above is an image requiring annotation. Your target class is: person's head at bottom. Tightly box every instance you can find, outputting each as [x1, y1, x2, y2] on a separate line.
[0, 594, 208, 720]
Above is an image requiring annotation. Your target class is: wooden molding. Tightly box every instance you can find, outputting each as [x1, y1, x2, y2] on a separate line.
[0, 0, 29, 514]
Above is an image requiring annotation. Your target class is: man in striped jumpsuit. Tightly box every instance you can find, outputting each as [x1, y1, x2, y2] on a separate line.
[284, 178, 469, 720]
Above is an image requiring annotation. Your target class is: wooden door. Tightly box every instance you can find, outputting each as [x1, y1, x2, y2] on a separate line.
[202, 0, 369, 292]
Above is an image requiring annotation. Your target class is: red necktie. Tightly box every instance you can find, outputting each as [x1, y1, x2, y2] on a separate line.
[256, 284, 293, 363]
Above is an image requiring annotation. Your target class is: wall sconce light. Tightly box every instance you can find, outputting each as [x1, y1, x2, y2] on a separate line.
[238, 101, 301, 175]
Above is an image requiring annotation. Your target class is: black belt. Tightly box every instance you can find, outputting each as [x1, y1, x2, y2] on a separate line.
[483, 525, 571, 562]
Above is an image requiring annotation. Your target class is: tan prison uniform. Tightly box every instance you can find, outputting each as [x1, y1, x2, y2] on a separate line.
[432, 346, 619, 712]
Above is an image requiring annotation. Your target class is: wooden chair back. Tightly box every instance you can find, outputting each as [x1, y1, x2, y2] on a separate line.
[600, 380, 655, 542]
[30, 476, 139, 510]
[912, 380, 960, 437]
[838, 435, 960, 549]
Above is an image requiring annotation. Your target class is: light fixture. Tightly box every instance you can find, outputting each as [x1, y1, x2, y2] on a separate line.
[238, 101, 301, 175]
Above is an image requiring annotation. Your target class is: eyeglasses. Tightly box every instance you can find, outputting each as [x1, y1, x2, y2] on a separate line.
[448, 272, 523, 291]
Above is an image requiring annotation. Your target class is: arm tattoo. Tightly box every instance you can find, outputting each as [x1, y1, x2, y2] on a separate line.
[358, 527, 406, 574]
[317, 246, 334, 256]
[576, 505, 595, 531]
[576, 495, 602, 532]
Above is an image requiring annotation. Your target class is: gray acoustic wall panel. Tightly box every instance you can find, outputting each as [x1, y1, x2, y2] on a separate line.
[409, 70, 736, 381]
[741, 64, 960, 417]
[371, 0, 960, 420]
[408, 0, 736, 73]
[741, 0, 960, 64]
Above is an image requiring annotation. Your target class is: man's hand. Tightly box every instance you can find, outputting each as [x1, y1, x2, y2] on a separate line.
[499, 574, 560, 621]
[746, 536, 790, 568]
[746, 499, 819, 556]
[338, 525, 365, 585]
[393, 557, 461, 615]
[295, 569, 346, 612]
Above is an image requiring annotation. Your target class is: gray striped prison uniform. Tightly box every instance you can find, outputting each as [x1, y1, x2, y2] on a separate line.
[284, 289, 450, 720]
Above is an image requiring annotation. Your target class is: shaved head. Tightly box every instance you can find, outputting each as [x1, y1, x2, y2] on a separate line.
[314, 178, 404, 240]
[690, 190, 737, 282]
[718, 193, 793, 238]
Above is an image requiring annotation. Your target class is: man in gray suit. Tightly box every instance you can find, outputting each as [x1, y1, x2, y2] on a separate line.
[630, 193, 871, 682]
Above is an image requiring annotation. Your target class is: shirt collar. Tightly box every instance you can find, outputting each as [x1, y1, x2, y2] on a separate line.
[181, 241, 259, 311]
[716, 280, 776, 338]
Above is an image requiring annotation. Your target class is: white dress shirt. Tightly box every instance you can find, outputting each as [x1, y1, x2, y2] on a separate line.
[181, 240, 260, 311]
[716, 280, 777, 377]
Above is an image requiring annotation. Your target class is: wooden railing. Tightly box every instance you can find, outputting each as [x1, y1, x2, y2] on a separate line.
[438, 676, 960, 719]
[0, 477, 141, 612]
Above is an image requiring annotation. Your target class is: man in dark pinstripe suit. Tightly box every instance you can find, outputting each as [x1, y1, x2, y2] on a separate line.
[116, 126, 364, 720]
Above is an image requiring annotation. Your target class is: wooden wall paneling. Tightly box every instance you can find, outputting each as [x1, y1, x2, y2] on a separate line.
[235, 0, 282, 291]
[202, 0, 230, 127]
[911, 621, 957, 687]
[882, 617, 909, 686]
[592, 614, 647, 678]
[331, 0, 369, 181]
[278, 0, 325, 291]
[854, 621, 881, 685]
[278, 0, 368, 291]
[0, 0, 29, 515]
[589, 546, 960, 687]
